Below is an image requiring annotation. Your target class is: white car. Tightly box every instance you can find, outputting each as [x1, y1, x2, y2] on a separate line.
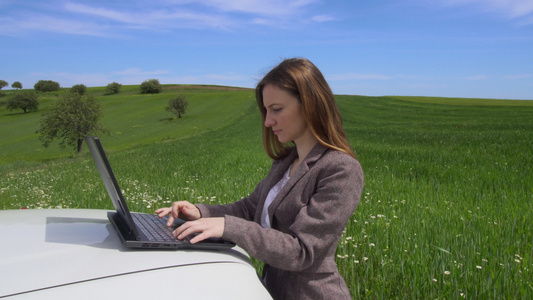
[0, 209, 272, 299]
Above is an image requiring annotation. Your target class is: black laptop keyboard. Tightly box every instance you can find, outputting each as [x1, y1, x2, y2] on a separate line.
[132, 213, 182, 242]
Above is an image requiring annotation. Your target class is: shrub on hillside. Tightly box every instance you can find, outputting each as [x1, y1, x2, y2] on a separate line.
[166, 95, 189, 118]
[34, 80, 60, 92]
[11, 81, 23, 89]
[36, 93, 107, 152]
[70, 84, 87, 95]
[7, 91, 39, 113]
[140, 79, 162, 94]
[106, 82, 122, 94]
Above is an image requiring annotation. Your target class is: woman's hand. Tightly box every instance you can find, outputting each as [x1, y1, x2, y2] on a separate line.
[154, 201, 201, 227]
[172, 217, 225, 244]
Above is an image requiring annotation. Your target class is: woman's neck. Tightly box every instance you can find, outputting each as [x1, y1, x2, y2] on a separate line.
[294, 133, 318, 164]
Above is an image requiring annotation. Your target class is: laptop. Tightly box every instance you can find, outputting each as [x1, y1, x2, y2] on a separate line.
[85, 136, 235, 250]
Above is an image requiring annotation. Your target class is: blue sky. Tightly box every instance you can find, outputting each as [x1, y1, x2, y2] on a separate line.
[1, 0, 532, 99]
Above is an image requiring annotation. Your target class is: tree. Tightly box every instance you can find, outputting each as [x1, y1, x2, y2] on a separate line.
[11, 81, 23, 89]
[106, 82, 122, 94]
[70, 84, 87, 95]
[140, 79, 162, 94]
[166, 95, 189, 118]
[0, 80, 8, 90]
[7, 91, 39, 113]
[36, 93, 107, 152]
[34, 80, 60, 92]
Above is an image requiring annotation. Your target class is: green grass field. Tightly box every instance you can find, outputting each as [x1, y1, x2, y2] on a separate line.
[1, 86, 531, 298]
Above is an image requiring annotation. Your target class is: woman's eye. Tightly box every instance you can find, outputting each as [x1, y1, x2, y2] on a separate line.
[272, 108, 282, 113]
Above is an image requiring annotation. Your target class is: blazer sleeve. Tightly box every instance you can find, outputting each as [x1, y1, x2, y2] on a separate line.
[222, 154, 363, 272]
[195, 178, 265, 221]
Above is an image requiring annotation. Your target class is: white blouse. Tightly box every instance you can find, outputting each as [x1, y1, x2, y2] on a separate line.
[260, 166, 291, 228]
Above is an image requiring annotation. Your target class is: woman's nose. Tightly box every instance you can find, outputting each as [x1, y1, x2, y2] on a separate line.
[264, 112, 275, 128]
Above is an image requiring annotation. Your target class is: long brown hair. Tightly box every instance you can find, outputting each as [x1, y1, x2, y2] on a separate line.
[256, 58, 356, 160]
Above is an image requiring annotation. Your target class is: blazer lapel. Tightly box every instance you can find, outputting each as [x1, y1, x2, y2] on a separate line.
[253, 149, 296, 224]
[267, 144, 329, 226]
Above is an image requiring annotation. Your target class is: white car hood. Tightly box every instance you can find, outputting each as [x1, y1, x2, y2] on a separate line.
[0, 209, 269, 299]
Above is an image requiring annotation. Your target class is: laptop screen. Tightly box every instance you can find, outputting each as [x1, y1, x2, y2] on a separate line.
[85, 136, 140, 239]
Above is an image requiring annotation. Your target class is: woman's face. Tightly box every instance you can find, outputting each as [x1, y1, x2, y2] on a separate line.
[262, 84, 312, 146]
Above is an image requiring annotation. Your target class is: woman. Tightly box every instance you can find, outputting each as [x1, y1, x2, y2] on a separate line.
[156, 58, 364, 299]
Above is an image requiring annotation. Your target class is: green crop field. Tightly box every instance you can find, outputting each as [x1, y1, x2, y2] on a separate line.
[1, 86, 532, 298]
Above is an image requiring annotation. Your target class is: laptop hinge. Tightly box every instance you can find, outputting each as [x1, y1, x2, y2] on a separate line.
[108, 211, 139, 241]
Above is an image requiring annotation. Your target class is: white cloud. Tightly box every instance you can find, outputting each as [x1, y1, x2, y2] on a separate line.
[504, 74, 532, 79]
[26, 69, 251, 88]
[203, 73, 245, 81]
[113, 68, 170, 76]
[444, 0, 533, 19]
[0, 14, 117, 37]
[64, 2, 235, 30]
[1, 0, 331, 36]
[327, 73, 393, 81]
[311, 14, 335, 22]
[64, 2, 135, 23]
[165, 0, 318, 16]
[465, 75, 489, 80]
[29, 71, 113, 87]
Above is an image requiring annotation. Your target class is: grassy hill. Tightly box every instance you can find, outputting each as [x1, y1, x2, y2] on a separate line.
[0, 85, 256, 166]
[1, 86, 532, 298]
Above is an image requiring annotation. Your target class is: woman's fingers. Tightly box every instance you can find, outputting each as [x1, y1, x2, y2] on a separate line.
[170, 201, 201, 221]
[182, 204, 202, 220]
[172, 218, 224, 244]
[156, 201, 202, 228]
[154, 207, 175, 227]
[171, 201, 182, 219]
[154, 207, 169, 215]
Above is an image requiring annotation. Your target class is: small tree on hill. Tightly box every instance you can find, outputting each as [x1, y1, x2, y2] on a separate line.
[12, 81, 23, 89]
[166, 95, 189, 119]
[106, 82, 122, 94]
[140, 79, 162, 94]
[0, 80, 8, 90]
[70, 84, 87, 95]
[36, 93, 107, 152]
[7, 91, 39, 113]
[34, 80, 60, 92]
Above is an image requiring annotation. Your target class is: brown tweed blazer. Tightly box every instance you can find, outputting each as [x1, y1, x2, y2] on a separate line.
[196, 143, 364, 299]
